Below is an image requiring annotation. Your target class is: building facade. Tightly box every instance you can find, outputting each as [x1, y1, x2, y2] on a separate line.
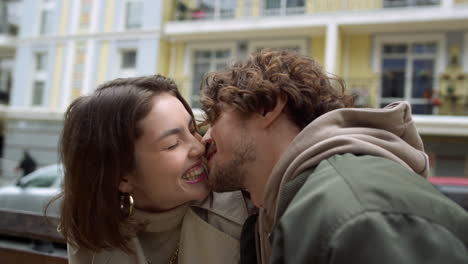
[4, 0, 168, 165]
[3, 0, 468, 177]
[165, 0, 468, 177]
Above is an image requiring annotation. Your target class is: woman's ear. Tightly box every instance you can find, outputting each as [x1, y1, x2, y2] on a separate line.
[119, 176, 133, 193]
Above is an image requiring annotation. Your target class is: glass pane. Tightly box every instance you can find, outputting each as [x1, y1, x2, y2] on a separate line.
[215, 50, 230, 59]
[32, 81, 44, 106]
[383, 44, 407, 54]
[195, 51, 212, 59]
[35, 53, 46, 71]
[381, 58, 406, 98]
[412, 43, 436, 54]
[383, 0, 409, 8]
[434, 156, 466, 177]
[192, 62, 211, 108]
[265, 0, 281, 9]
[40, 10, 53, 34]
[220, 0, 235, 19]
[412, 59, 434, 98]
[411, 104, 433, 115]
[415, 0, 440, 6]
[121, 50, 137, 69]
[287, 0, 305, 7]
[126, 1, 143, 29]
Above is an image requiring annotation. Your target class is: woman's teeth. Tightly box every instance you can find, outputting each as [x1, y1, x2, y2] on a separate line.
[182, 165, 205, 182]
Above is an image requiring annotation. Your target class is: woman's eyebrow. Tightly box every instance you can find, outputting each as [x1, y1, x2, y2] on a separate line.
[155, 128, 182, 143]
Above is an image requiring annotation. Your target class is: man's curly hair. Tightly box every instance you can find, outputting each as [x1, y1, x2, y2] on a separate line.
[200, 49, 354, 129]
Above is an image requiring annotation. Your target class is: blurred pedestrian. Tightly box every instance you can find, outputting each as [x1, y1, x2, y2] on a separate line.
[16, 150, 37, 177]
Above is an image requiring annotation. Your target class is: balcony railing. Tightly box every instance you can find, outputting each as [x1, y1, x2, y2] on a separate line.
[171, 0, 451, 21]
[344, 76, 468, 116]
[174, 1, 235, 21]
[383, 0, 440, 8]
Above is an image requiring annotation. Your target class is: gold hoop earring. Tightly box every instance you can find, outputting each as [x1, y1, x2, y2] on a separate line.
[120, 193, 134, 217]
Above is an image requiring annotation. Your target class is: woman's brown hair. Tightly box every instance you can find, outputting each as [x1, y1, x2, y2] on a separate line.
[200, 49, 354, 129]
[56, 75, 194, 253]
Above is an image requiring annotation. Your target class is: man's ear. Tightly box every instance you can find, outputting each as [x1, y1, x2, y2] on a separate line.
[119, 176, 133, 193]
[259, 95, 287, 128]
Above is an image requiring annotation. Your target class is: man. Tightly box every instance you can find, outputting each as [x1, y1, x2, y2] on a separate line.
[200, 49, 468, 264]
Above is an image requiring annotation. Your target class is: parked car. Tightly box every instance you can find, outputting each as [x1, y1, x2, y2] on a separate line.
[0, 164, 63, 217]
[428, 176, 468, 211]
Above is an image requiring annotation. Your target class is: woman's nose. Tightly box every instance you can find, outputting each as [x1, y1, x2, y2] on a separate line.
[190, 132, 205, 157]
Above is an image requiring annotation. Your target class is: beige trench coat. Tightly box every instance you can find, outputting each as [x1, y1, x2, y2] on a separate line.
[68, 191, 249, 264]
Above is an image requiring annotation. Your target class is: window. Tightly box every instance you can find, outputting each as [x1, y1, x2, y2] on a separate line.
[0, 58, 13, 104]
[119, 49, 138, 77]
[125, 0, 143, 29]
[35, 53, 46, 71]
[191, 49, 232, 107]
[263, 0, 305, 16]
[39, 10, 53, 34]
[32, 81, 45, 106]
[31, 52, 48, 106]
[380, 42, 438, 114]
[38, 0, 55, 35]
[121, 50, 137, 69]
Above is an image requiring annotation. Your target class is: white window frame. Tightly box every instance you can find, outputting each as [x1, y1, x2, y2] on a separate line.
[120, 0, 144, 30]
[37, 0, 56, 36]
[185, 42, 237, 108]
[373, 34, 446, 108]
[248, 39, 308, 54]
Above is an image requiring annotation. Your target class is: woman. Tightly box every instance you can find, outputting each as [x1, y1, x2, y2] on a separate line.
[58, 75, 249, 263]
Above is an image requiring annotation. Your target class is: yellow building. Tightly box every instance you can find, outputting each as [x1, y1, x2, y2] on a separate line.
[162, 0, 468, 177]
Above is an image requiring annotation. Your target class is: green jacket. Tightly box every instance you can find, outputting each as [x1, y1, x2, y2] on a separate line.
[270, 154, 468, 263]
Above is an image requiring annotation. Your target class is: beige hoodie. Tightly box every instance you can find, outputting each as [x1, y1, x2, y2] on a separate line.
[258, 101, 430, 264]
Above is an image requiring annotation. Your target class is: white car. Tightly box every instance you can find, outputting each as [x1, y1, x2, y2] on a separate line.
[0, 164, 63, 217]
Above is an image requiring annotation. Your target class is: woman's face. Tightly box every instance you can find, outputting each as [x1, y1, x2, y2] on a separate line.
[120, 93, 210, 212]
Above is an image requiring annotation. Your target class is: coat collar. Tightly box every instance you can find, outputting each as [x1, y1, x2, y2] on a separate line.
[191, 191, 249, 225]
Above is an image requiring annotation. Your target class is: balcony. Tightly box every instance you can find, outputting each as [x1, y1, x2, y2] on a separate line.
[166, 0, 468, 41]
[346, 76, 468, 135]
[174, 0, 235, 21]
[345, 76, 468, 116]
[171, 0, 451, 22]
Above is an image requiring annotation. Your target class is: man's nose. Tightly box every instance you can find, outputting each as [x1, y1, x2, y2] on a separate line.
[201, 128, 212, 145]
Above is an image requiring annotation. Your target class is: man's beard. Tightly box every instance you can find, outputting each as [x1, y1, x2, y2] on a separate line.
[208, 135, 256, 192]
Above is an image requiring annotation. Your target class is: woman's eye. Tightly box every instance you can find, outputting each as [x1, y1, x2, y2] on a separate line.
[166, 142, 178, 150]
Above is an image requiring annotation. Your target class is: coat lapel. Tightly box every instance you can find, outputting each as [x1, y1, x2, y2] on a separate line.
[179, 208, 240, 264]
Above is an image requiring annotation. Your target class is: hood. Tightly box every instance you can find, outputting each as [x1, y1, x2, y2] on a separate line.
[258, 102, 429, 260]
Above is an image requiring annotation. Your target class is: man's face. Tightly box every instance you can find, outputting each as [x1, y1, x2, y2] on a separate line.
[202, 107, 256, 192]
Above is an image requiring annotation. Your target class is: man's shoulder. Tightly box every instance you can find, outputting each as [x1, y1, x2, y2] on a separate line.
[273, 154, 468, 261]
[285, 153, 463, 223]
